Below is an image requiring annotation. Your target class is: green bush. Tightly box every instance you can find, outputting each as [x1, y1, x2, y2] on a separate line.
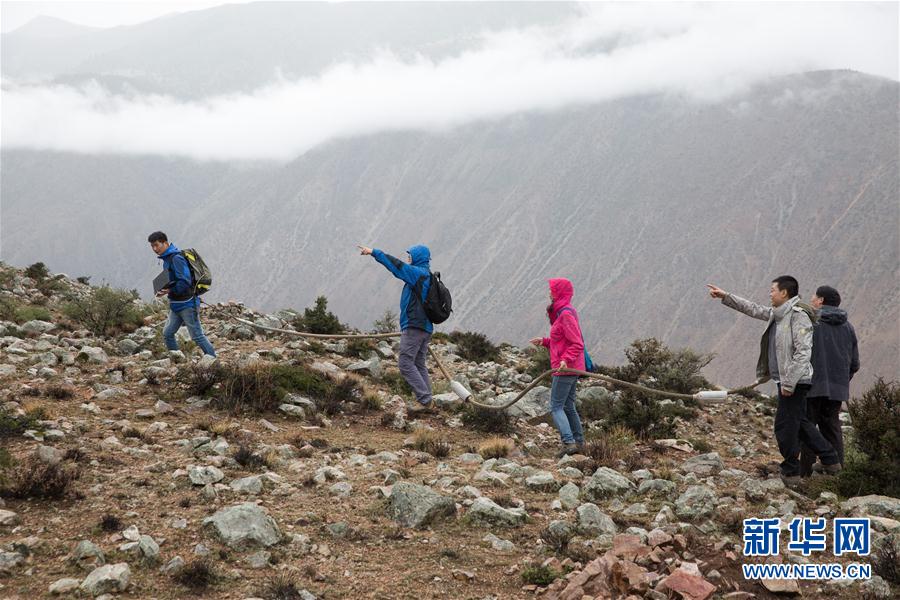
[381, 370, 413, 399]
[345, 338, 376, 358]
[371, 309, 398, 334]
[25, 262, 49, 281]
[0, 408, 42, 439]
[62, 285, 143, 336]
[460, 404, 514, 434]
[292, 296, 344, 334]
[449, 330, 500, 363]
[0, 297, 53, 324]
[595, 338, 709, 439]
[830, 378, 900, 498]
[521, 564, 561, 586]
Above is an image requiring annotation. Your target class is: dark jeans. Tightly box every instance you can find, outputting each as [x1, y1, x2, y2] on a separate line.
[398, 328, 432, 405]
[775, 383, 838, 477]
[800, 396, 844, 476]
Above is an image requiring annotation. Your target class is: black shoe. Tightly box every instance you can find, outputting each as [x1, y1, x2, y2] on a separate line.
[780, 474, 801, 488]
[823, 462, 842, 475]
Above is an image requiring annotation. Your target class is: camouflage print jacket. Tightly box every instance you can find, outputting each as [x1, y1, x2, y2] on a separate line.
[722, 294, 814, 393]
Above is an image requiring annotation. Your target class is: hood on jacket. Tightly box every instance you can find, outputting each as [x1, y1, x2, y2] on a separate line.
[159, 244, 180, 260]
[547, 278, 574, 321]
[818, 305, 848, 325]
[407, 245, 431, 267]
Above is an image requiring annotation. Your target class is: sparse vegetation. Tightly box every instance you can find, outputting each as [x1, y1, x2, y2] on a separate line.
[449, 330, 501, 363]
[521, 564, 561, 586]
[372, 308, 399, 334]
[263, 573, 308, 600]
[541, 526, 573, 554]
[99, 514, 122, 532]
[0, 457, 79, 499]
[173, 559, 217, 590]
[0, 407, 43, 439]
[460, 403, 514, 434]
[872, 532, 900, 585]
[411, 429, 451, 458]
[478, 437, 514, 459]
[25, 261, 50, 281]
[526, 346, 551, 378]
[583, 424, 636, 467]
[62, 285, 144, 336]
[381, 369, 413, 398]
[233, 445, 266, 470]
[0, 297, 54, 324]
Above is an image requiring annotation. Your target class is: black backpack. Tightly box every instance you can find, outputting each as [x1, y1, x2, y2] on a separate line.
[417, 272, 452, 324]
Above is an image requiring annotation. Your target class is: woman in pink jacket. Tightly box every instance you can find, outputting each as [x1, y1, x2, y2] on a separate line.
[530, 278, 586, 457]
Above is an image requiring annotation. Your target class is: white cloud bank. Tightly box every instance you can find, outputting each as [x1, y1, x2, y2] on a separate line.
[2, 2, 897, 162]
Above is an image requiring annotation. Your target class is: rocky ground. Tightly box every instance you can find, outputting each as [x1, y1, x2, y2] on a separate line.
[0, 264, 897, 599]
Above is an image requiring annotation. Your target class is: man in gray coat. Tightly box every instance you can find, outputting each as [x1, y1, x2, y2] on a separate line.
[800, 285, 860, 475]
[707, 276, 840, 486]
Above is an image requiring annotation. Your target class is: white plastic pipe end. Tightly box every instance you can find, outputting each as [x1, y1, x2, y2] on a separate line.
[694, 390, 728, 401]
[450, 380, 473, 401]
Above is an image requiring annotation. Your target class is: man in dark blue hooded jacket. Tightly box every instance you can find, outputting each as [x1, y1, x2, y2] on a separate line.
[800, 285, 859, 475]
[358, 244, 433, 411]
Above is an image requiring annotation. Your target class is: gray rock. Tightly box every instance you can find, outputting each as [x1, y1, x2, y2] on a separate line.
[675, 485, 718, 520]
[861, 575, 893, 599]
[246, 550, 271, 569]
[681, 452, 725, 476]
[347, 357, 382, 378]
[0, 364, 16, 377]
[49, 578, 82, 595]
[0, 509, 20, 526]
[329, 482, 353, 498]
[0, 551, 25, 573]
[79, 563, 130, 596]
[72, 540, 105, 570]
[840, 495, 900, 519]
[282, 393, 316, 414]
[188, 465, 225, 485]
[525, 471, 559, 492]
[117, 339, 140, 355]
[576, 503, 617, 536]
[22, 320, 55, 334]
[637, 478, 676, 497]
[558, 482, 581, 510]
[77, 346, 109, 364]
[546, 519, 575, 541]
[203, 503, 282, 549]
[483, 533, 515, 551]
[387, 482, 457, 528]
[582, 467, 635, 501]
[464, 497, 527, 528]
[138, 535, 160, 565]
[504, 385, 550, 419]
[279, 403, 307, 418]
[740, 478, 766, 502]
[230, 476, 263, 495]
[160, 556, 184, 574]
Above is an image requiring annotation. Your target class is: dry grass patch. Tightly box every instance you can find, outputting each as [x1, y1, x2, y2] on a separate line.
[478, 437, 514, 459]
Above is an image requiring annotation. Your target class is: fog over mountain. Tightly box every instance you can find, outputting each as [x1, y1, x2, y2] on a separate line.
[1, 2, 898, 393]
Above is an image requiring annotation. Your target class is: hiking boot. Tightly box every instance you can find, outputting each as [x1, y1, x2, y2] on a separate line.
[780, 474, 801, 488]
[811, 462, 824, 474]
[556, 444, 579, 458]
[822, 462, 842, 475]
[407, 401, 434, 414]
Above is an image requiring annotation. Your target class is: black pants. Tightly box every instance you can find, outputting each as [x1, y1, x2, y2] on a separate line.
[799, 396, 845, 476]
[774, 384, 839, 477]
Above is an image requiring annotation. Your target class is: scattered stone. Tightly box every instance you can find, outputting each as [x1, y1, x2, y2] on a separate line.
[576, 503, 617, 536]
[558, 482, 581, 510]
[387, 482, 457, 528]
[49, 578, 81, 595]
[464, 497, 527, 528]
[681, 452, 725, 476]
[203, 503, 282, 549]
[79, 563, 130, 596]
[188, 465, 225, 485]
[657, 567, 717, 600]
[525, 471, 559, 492]
[482, 533, 515, 552]
[71, 540, 105, 570]
[675, 485, 718, 520]
[0, 509, 21, 526]
[582, 467, 635, 501]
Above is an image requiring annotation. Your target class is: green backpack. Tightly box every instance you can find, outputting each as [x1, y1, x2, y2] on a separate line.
[181, 248, 212, 296]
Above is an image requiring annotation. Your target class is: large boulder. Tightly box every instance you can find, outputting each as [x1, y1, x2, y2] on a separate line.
[76, 346, 109, 364]
[464, 497, 527, 528]
[582, 467, 635, 502]
[203, 503, 282, 550]
[79, 563, 130, 596]
[387, 482, 457, 528]
[188, 465, 225, 486]
[675, 485, 718, 520]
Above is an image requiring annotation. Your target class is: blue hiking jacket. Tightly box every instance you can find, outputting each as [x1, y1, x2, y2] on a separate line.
[159, 244, 199, 311]
[371, 245, 433, 333]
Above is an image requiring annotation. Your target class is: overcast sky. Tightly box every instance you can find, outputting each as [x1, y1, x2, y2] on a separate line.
[2, 1, 898, 161]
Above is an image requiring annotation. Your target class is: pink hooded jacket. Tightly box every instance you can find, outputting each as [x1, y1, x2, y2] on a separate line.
[541, 278, 586, 375]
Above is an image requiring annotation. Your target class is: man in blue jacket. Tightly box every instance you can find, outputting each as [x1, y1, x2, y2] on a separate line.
[149, 231, 216, 357]
[800, 285, 859, 476]
[358, 244, 433, 412]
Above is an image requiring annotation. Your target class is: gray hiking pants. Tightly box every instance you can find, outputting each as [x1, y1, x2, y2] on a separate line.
[399, 327, 432, 405]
